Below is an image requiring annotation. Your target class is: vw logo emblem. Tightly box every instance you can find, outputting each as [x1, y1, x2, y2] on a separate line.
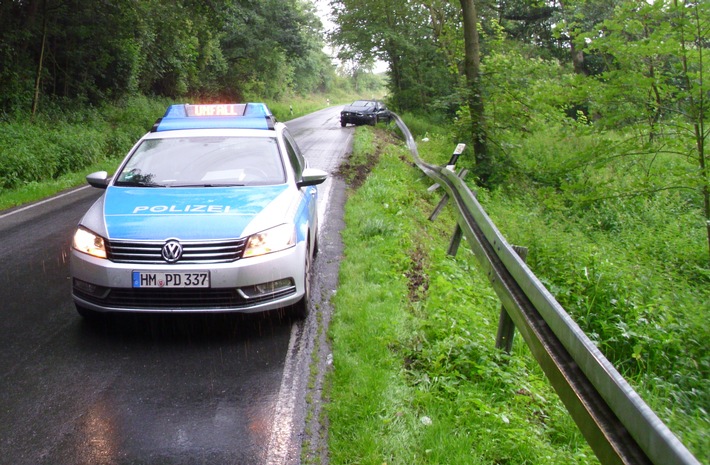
[162, 240, 183, 263]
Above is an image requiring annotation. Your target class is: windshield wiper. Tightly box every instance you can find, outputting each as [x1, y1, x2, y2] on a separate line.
[169, 183, 246, 187]
[114, 181, 168, 188]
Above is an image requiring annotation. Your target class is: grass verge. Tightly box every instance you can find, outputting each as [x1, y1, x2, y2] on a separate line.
[327, 127, 595, 464]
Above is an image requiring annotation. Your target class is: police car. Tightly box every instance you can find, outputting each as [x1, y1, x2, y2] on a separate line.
[70, 103, 327, 318]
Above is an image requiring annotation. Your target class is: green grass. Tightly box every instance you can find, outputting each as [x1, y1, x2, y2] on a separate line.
[268, 94, 349, 121]
[329, 120, 708, 463]
[470, 121, 709, 457]
[0, 158, 122, 210]
[328, 127, 596, 464]
[472, 188, 710, 458]
[0, 95, 169, 210]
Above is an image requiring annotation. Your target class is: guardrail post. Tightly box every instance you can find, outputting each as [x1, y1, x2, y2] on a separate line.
[429, 168, 469, 221]
[447, 224, 463, 257]
[428, 192, 449, 221]
[495, 245, 528, 354]
[448, 143, 467, 166]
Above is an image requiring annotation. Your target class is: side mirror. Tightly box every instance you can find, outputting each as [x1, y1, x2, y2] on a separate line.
[86, 171, 110, 189]
[297, 168, 327, 188]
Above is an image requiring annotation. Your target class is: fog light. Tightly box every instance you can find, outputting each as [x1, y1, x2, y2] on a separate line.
[73, 279, 109, 298]
[240, 278, 294, 299]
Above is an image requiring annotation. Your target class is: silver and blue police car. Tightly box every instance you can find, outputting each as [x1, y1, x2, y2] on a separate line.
[70, 103, 327, 318]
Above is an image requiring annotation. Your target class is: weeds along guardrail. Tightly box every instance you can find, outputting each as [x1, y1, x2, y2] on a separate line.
[391, 114, 701, 465]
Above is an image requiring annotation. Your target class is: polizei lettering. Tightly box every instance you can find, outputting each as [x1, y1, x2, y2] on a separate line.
[132, 205, 232, 214]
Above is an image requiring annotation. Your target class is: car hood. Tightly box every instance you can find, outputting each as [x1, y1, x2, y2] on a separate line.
[342, 105, 372, 113]
[84, 185, 292, 241]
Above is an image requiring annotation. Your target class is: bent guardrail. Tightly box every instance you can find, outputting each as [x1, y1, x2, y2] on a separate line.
[391, 114, 702, 465]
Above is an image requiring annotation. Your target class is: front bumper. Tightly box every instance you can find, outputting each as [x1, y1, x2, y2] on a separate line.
[340, 112, 376, 126]
[70, 243, 306, 313]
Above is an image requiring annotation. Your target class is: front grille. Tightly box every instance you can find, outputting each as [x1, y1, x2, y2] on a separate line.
[106, 238, 247, 264]
[75, 287, 296, 309]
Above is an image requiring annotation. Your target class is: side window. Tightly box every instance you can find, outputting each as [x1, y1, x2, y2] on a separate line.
[283, 130, 305, 180]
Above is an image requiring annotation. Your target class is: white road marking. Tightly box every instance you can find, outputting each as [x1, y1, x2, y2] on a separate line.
[0, 185, 91, 220]
[265, 322, 307, 464]
[268, 108, 349, 463]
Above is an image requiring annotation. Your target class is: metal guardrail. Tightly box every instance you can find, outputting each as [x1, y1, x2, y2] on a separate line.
[391, 114, 702, 465]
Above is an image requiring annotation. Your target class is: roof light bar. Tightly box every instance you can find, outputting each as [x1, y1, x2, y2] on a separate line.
[151, 103, 276, 132]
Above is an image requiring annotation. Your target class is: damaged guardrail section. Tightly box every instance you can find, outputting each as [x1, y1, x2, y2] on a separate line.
[391, 114, 701, 465]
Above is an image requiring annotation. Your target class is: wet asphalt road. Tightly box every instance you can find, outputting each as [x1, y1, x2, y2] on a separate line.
[0, 106, 351, 465]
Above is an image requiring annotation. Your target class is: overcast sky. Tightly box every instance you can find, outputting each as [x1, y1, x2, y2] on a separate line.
[313, 0, 336, 33]
[311, 0, 388, 73]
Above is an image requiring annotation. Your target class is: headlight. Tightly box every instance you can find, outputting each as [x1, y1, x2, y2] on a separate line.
[73, 227, 107, 259]
[243, 224, 296, 258]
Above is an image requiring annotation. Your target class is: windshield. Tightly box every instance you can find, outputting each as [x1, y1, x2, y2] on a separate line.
[351, 100, 374, 107]
[114, 136, 286, 187]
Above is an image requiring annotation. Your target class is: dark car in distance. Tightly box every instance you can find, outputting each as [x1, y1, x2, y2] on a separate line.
[340, 100, 391, 127]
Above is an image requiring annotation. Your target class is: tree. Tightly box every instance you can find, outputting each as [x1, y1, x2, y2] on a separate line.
[459, 0, 491, 186]
[0, 0, 333, 112]
[329, 0, 456, 111]
[329, 0, 400, 80]
[583, 0, 710, 258]
[674, 0, 710, 258]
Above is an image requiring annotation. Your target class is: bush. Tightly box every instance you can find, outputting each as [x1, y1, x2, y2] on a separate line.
[416, 120, 709, 458]
[475, 176, 709, 458]
[0, 96, 167, 190]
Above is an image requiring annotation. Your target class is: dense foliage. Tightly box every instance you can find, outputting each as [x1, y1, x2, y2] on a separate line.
[0, 0, 336, 113]
[0, 96, 170, 191]
[330, 0, 709, 256]
[328, 0, 709, 461]
[329, 0, 459, 112]
[0, 0, 391, 193]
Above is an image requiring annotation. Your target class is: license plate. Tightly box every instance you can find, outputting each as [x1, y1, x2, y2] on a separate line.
[132, 271, 210, 288]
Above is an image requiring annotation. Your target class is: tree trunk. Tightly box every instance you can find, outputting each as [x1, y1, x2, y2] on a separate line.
[570, 40, 588, 76]
[31, 0, 47, 119]
[459, 0, 490, 186]
[559, 0, 588, 76]
[699, 115, 709, 260]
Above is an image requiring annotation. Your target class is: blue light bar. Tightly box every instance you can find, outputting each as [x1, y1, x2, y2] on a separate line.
[152, 103, 276, 132]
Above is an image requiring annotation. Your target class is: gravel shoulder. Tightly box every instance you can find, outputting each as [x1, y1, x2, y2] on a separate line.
[298, 174, 348, 465]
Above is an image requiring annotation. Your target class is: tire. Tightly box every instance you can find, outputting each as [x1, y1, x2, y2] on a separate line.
[291, 242, 312, 319]
[340, 121, 346, 127]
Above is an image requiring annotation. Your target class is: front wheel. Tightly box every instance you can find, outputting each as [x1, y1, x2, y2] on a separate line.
[291, 242, 312, 319]
[340, 121, 346, 127]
